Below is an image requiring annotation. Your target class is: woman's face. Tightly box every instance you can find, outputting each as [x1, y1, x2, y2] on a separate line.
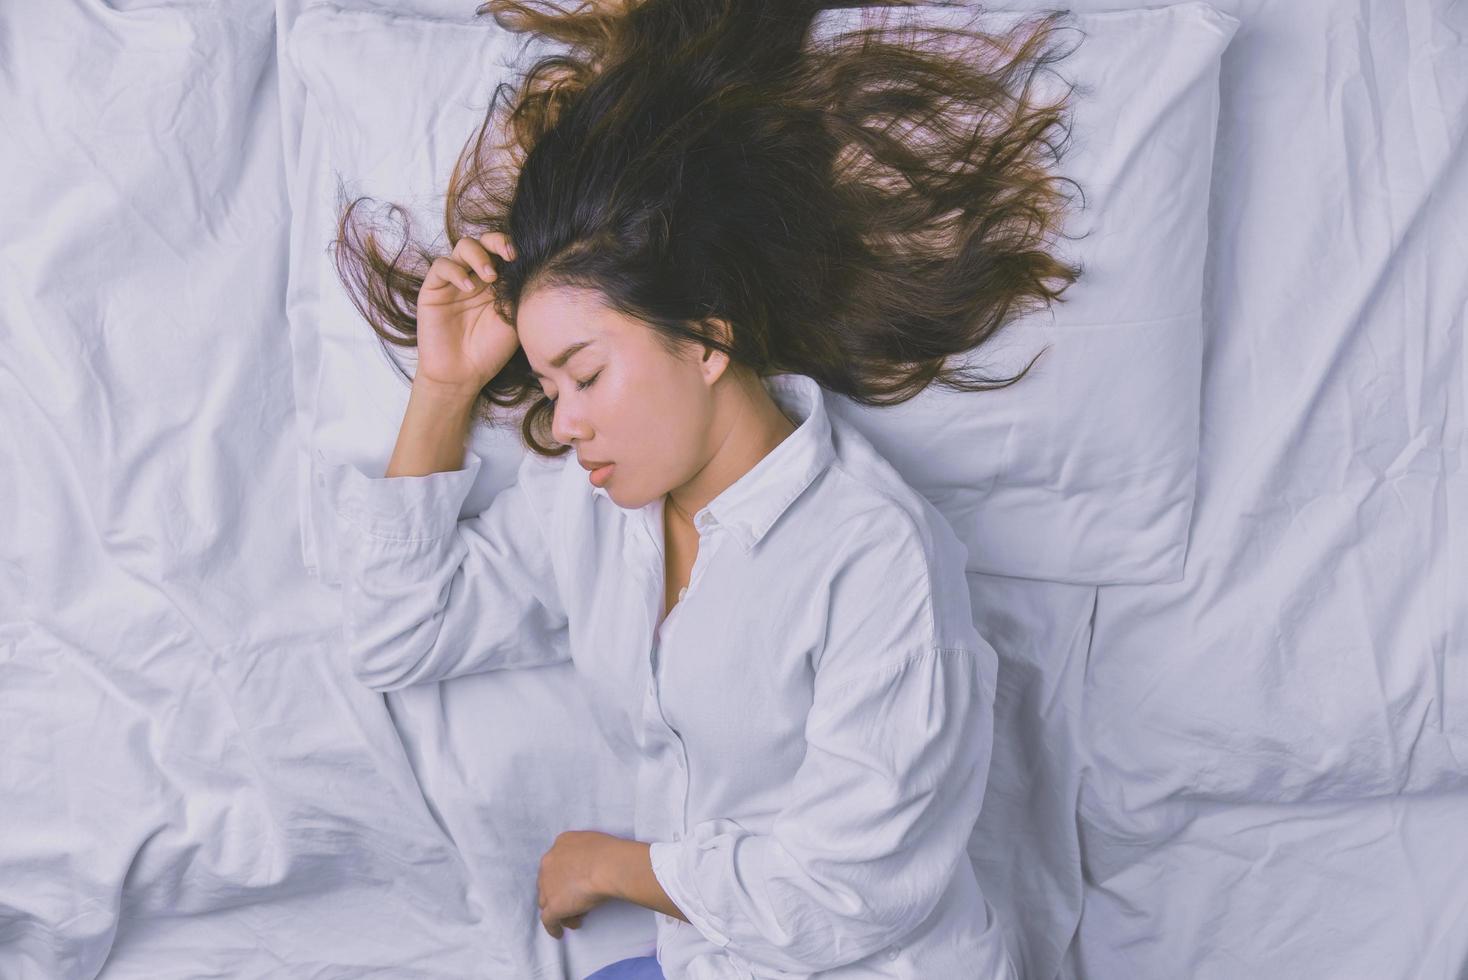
[516, 284, 728, 509]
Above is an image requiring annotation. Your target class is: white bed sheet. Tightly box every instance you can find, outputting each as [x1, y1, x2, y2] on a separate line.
[1, 1, 1462, 979]
[1058, 0, 1468, 975]
[0, 1, 503, 977]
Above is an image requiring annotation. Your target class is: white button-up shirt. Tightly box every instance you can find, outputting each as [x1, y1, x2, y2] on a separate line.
[323, 372, 1016, 980]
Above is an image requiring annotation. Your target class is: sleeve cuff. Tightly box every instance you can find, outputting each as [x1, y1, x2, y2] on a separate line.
[315, 447, 485, 542]
[648, 838, 732, 949]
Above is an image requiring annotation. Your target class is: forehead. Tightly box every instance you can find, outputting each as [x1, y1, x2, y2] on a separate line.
[518, 286, 618, 378]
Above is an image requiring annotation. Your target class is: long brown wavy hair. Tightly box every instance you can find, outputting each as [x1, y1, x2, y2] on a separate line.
[330, 0, 1088, 457]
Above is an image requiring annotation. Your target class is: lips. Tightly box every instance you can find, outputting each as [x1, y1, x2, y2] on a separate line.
[578, 457, 613, 472]
[587, 461, 615, 487]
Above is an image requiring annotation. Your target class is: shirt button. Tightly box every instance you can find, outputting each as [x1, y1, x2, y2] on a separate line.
[886, 946, 900, 960]
[678, 586, 688, 601]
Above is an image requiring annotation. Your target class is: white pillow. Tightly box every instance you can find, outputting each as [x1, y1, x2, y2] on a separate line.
[813, 2, 1238, 585]
[284, 0, 1239, 587]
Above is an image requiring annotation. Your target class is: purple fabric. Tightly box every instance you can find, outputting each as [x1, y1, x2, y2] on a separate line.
[581, 954, 665, 980]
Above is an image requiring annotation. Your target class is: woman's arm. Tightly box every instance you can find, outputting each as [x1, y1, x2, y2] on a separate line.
[320, 380, 571, 691]
[596, 838, 690, 923]
[386, 378, 481, 477]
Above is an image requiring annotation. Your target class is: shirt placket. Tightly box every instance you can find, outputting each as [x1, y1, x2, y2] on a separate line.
[632, 504, 721, 849]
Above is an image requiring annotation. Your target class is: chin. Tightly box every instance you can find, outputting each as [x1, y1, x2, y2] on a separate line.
[609, 486, 655, 510]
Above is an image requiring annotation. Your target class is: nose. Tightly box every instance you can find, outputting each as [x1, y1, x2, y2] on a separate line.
[549, 398, 585, 448]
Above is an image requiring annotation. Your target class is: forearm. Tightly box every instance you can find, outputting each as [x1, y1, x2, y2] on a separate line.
[386, 379, 481, 478]
[598, 838, 689, 923]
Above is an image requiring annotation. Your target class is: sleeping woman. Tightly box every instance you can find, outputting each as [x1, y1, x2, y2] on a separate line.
[324, 0, 1084, 977]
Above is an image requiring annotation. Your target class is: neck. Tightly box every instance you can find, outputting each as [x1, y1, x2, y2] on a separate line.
[666, 379, 798, 524]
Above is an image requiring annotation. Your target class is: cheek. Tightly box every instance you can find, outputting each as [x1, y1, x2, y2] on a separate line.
[591, 376, 639, 440]
[604, 384, 666, 458]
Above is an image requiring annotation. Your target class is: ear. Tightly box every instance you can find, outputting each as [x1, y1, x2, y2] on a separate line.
[699, 316, 734, 383]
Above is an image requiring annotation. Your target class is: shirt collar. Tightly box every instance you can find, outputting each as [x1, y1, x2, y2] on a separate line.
[592, 372, 836, 554]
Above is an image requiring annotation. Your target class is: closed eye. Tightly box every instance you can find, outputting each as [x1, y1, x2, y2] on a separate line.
[545, 370, 601, 403]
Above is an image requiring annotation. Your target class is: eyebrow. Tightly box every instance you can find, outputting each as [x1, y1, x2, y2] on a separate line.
[529, 340, 596, 381]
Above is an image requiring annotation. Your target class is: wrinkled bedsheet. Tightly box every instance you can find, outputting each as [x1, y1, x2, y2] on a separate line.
[1, 2, 502, 977]
[1059, 0, 1468, 975]
[0, 0, 1462, 978]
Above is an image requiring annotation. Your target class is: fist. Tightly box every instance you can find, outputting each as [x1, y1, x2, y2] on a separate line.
[537, 830, 619, 939]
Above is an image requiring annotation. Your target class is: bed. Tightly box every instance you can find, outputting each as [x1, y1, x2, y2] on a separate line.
[0, 0, 1462, 978]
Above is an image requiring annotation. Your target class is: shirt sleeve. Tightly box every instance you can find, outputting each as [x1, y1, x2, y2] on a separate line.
[320, 446, 571, 692]
[648, 520, 998, 980]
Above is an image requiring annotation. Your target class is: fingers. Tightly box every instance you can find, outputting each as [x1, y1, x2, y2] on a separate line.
[452, 235, 501, 284]
[538, 914, 582, 938]
[424, 233, 517, 295]
[478, 230, 518, 263]
[453, 232, 518, 281]
[537, 889, 583, 938]
[538, 886, 556, 937]
[425, 255, 478, 293]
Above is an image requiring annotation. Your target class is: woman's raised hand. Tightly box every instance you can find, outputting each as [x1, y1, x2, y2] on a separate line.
[414, 231, 521, 393]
